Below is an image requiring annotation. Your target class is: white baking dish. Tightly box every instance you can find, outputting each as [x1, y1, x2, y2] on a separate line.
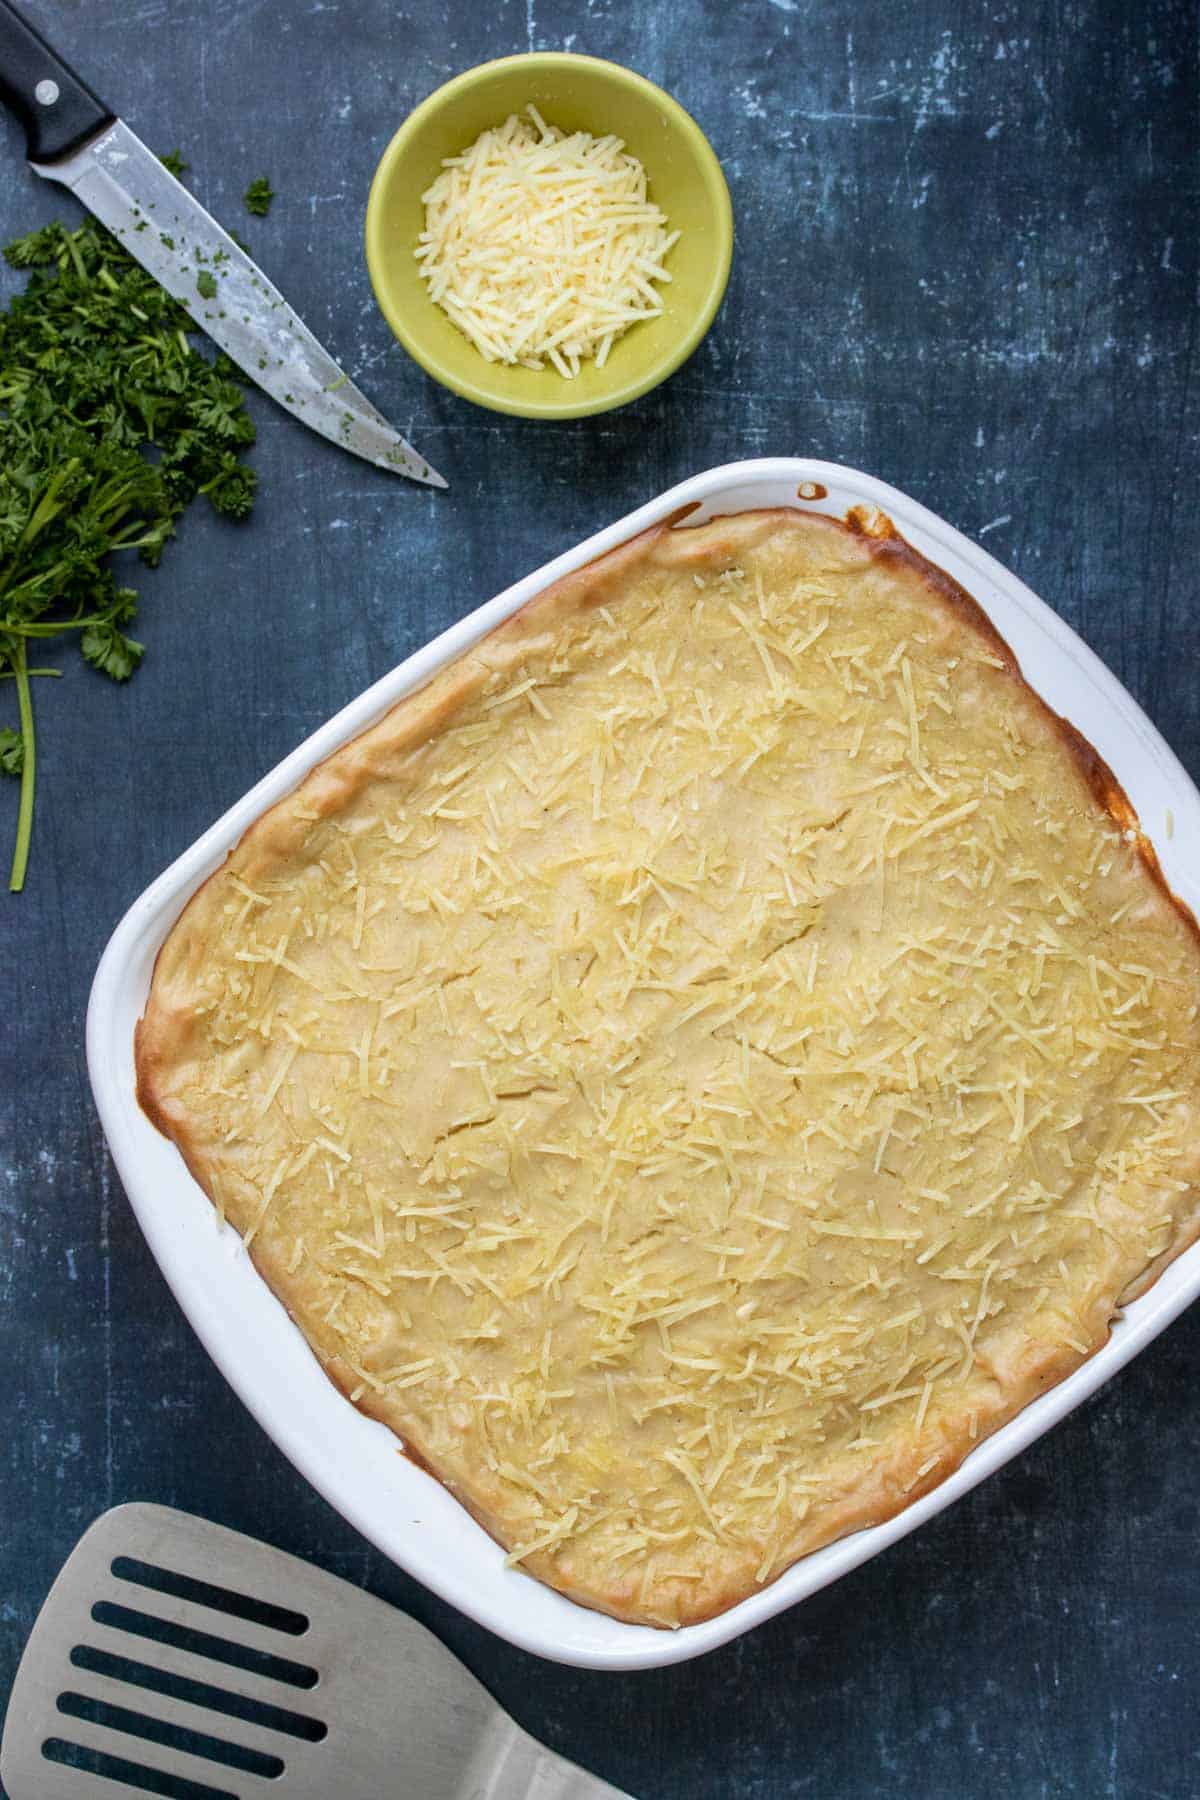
[88, 458, 1200, 1670]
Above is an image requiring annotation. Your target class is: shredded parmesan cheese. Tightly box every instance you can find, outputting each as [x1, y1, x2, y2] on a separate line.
[415, 107, 680, 376]
[139, 508, 1200, 1632]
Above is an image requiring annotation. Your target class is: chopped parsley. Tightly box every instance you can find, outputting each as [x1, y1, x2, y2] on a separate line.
[196, 269, 218, 299]
[243, 177, 275, 217]
[0, 216, 258, 892]
[159, 149, 190, 179]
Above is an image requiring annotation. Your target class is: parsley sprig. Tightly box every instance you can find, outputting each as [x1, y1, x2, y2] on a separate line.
[243, 176, 275, 217]
[0, 213, 258, 891]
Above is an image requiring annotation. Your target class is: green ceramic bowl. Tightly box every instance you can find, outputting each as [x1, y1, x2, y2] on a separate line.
[364, 53, 733, 419]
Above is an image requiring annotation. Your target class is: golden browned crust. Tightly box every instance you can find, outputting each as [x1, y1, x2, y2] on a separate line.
[842, 503, 1199, 951]
[136, 507, 1200, 1628]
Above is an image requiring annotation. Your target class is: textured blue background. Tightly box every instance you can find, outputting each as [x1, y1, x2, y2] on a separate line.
[2, 2, 1198, 1795]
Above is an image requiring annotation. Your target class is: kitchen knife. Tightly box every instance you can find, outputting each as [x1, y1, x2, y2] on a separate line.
[0, 0, 447, 488]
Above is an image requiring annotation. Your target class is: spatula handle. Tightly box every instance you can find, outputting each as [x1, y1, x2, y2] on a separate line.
[0, 0, 113, 162]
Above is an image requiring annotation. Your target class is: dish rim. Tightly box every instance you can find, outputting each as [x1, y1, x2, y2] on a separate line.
[88, 457, 1200, 1670]
[363, 51, 734, 420]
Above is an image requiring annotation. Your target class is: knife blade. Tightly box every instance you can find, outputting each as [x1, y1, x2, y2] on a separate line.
[0, 0, 446, 488]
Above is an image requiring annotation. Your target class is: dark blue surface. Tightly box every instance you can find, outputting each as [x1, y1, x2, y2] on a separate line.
[2, 2, 1198, 1795]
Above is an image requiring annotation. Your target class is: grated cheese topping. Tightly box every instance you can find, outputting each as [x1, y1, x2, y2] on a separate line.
[414, 106, 680, 377]
[138, 510, 1200, 1630]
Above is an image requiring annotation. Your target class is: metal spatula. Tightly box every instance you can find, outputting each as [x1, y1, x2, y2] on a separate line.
[0, 1504, 635, 1800]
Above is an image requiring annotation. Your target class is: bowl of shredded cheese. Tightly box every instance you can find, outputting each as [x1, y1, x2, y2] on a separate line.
[365, 53, 733, 418]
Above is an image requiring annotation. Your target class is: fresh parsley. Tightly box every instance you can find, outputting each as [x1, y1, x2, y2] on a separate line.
[159, 148, 190, 179]
[0, 215, 258, 892]
[0, 726, 23, 776]
[196, 268, 218, 299]
[243, 177, 275, 217]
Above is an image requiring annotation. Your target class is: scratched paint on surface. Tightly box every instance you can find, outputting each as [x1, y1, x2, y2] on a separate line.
[1, 2, 1198, 1796]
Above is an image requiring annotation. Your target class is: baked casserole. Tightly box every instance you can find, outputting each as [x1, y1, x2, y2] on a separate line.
[137, 509, 1200, 1627]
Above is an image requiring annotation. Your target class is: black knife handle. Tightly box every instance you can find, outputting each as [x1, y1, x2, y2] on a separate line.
[0, 0, 113, 162]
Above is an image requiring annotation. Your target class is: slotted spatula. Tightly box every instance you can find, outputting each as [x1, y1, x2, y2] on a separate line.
[1, 1504, 636, 1800]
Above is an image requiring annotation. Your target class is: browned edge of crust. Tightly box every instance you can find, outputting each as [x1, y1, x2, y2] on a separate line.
[132, 516, 670, 1123]
[840, 503, 1200, 957]
[132, 501, 1200, 1627]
